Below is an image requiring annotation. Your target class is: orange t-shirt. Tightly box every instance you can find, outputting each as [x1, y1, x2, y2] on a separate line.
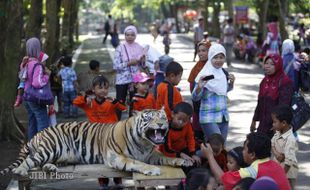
[73, 95, 127, 123]
[156, 81, 183, 121]
[159, 123, 196, 157]
[132, 92, 156, 111]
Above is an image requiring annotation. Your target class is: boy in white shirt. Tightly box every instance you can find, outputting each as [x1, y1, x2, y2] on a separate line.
[271, 104, 298, 190]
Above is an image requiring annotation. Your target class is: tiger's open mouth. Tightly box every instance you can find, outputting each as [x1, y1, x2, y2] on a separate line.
[145, 128, 167, 145]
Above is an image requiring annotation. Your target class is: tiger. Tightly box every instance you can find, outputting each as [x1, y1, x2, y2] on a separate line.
[0, 109, 192, 176]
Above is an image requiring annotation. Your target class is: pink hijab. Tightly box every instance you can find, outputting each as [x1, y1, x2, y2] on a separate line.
[121, 25, 144, 62]
[267, 22, 278, 40]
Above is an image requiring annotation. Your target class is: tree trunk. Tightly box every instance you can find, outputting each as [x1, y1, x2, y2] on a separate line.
[257, 0, 269, 40]
[276, 0, 288, 39]
[69, 0, 78, 46]
[45, 0, 61, 66]
[225, 0, 234, 19]
[204, 0, 209, 29]
[0, 1, 7, 66]
[211, 1, 221, 38]
[169, 3, 180, 33]
[160, 3, 170, 18]
[0, 0, 23, 141]
[25, 0, 43, 39]
[73, 0, 79, 42]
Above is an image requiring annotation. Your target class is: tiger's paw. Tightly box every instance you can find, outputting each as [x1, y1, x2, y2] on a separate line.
[42, 163, 58, 173]
[174, 158, 193, 167]
[12, 167, 28, 176]
[142, 166, 161, 176]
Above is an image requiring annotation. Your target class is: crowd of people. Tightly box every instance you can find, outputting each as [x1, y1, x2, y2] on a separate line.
[14, 14, 310, 190]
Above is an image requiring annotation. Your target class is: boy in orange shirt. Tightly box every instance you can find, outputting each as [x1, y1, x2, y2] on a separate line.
[73, 75, 126, 123]
[73, 75, 126, 189]
[156, 61, 183, 121]
[159, 102, 201, 167]
[131, 72, 156, 111]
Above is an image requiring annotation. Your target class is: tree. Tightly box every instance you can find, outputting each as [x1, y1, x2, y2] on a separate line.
[0, 0, 23, 142]
[45, 0, 61, 66]
[276, 0, 288, 39]
[25, 0, 43, 39]
[62, 0, 79, 52]
[210, 1, 221, 38]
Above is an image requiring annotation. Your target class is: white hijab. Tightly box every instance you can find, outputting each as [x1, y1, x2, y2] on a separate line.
[195, 43, 227, 95]
[282, 39, 295, 55]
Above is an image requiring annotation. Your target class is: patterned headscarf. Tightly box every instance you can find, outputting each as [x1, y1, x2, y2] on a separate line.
[26, 37, 41, 59]
[188, 40, 212, 83]
[259, 54, 291, 100]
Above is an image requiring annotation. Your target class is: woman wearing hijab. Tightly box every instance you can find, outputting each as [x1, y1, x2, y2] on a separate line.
[250, 54, 293, 138]
[23, 37, 51, 140]
[264, 22, 281, 55]
[113, 25, 145, 119]
[282, 39, 301, 92]
[188, 40, 211, 143]
[192, 43, 235, 142]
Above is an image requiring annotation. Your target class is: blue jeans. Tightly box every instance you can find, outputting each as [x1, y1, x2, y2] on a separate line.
[201, 120, 229, 142]
[24, 101, 49, 140]
[62, 91, 78, 117]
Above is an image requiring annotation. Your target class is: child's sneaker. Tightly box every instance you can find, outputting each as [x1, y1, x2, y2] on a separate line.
[14, 95, 23, 107]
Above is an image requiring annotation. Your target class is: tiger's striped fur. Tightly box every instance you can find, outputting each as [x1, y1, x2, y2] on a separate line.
[1, 109, 192, 176]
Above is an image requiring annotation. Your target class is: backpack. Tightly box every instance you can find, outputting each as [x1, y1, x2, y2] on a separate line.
[299, 62, 310, 92]
[111, 33, 119, 48]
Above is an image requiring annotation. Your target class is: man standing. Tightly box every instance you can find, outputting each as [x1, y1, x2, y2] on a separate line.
[193, 17, 205, 62]
[223, 18, 235, 66]
[102, 14, 114, 43]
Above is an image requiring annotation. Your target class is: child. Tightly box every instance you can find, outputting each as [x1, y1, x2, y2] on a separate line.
[49, 57, 63, 112]
[73, 75, 127, 123]
[154, 45, 174, 94]
[232, 177, 255, 190]
[271, 104, 298, 190]
[131, 72, 156, 112]
[227, 146, 247, 172]
[156, 61, 183, 121]
[14, 52, 49, 107]
[163, 31, 171, 54]
[73, 75, 126, 189]
[207, 134, 228, 172]
[159, 102, 201, 166]
[192, 43, 235, 142]
[58, 56, 78, 118]
[178, 168, 217, 190]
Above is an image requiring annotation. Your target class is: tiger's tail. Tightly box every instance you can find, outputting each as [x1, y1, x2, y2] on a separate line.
[0, 143, 30, 175]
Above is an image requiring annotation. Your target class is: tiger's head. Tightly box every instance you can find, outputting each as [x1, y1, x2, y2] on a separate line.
[134, 109, 169, 145]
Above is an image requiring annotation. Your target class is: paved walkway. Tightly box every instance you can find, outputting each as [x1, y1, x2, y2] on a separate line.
[7, 33, 310, 190]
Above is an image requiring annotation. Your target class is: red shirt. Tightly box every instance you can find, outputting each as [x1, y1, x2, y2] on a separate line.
[73, 95, 127, 123]
[221, 158, 291, 190]
[132, 92, 156, 111]
[214, 150, 228, 172]
[159, 123, 196, 157]
[156, 81, 183, 121]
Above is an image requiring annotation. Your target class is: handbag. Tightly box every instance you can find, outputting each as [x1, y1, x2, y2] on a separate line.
[23, 63, 54, 105]
[290, 92, 310, 132]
